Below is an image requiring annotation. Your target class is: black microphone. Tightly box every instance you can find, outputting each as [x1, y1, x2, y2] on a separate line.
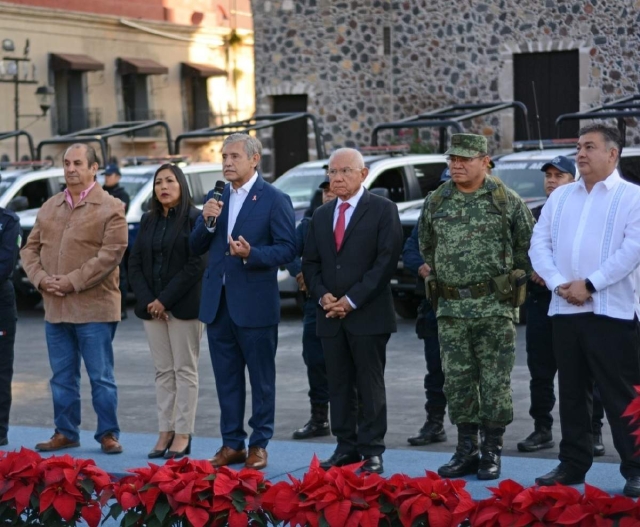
[206, 180, 226, 229]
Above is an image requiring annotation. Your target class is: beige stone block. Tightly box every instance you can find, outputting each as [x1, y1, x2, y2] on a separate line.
[342, 59, 353, 70]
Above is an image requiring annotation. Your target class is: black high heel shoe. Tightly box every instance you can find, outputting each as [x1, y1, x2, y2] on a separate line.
[148, 433, 175, 459]
[164, 435, 192, 459]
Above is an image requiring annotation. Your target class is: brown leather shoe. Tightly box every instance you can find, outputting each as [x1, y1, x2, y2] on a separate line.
[35, 432, 80, 452]
[100, 433, 123, 454]
[209, 446, 247, 467]
[245, 446, 268, 470]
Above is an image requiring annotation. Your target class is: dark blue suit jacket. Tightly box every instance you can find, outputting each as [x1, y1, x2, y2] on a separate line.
[190, 176, 296, 327]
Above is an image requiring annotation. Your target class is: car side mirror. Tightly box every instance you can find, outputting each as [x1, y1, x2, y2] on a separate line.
[7, 196, 28, 212]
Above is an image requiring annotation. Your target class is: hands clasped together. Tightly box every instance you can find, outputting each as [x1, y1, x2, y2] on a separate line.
[556, 280, 592, 307]
[320, 293, 354, 319]
[40, 275, 74, 297]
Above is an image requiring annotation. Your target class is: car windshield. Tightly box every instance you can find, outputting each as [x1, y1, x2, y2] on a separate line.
[492, 161, 546, 199]
[97, 172, 154, 198]
[119, 173, 155, 197]
[272, 167, 327, 205]
[0, 175, 17, 198]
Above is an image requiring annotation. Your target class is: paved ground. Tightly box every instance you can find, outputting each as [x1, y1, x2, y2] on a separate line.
[8, 299, 617, 466]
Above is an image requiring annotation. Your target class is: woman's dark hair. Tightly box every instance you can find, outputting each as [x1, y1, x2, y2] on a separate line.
[150, 163, 193, 217]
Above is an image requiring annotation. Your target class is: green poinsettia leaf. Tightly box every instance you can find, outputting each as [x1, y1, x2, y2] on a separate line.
[319, 515, 330, 527]
[154, 501, 171, 522]
[80, 478, 95, 495]
[247, 511, 266, 525]
[123, 509, 142, 527]
[231, 489, 246, 512]
[104, 502, 123, 522]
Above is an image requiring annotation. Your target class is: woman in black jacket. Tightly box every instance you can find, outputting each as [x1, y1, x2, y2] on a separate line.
[128, 164, 206, 459]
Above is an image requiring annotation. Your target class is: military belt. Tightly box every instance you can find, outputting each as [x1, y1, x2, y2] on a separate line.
[438, 281, 493, 300]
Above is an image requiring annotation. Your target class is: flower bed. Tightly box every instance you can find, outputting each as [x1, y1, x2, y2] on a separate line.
[2, 449, 640, 526]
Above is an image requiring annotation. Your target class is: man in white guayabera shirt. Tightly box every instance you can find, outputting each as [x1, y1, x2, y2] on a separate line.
[529, 123, 640, 497]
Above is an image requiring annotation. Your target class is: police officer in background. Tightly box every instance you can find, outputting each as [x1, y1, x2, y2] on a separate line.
[419, 134, 534, 480]
[404, 170, 450, 447]
[287, 178, 335, 440]
[0, 200, 22, 446]
[518, 156, 605, 456]
[102, 164, 130, 320]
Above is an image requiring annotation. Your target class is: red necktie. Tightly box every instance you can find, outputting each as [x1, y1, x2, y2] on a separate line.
[334, 202, 350, 251]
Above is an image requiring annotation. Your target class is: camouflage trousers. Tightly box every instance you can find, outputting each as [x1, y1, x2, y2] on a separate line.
[438, 316, 516, 426]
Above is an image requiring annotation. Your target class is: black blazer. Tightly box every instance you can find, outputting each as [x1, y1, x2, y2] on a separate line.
[302, 189, 403, 337]
[128, 206, 206, 320]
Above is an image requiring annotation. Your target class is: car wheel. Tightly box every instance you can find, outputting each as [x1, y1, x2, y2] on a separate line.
[393, 297, 419, 319]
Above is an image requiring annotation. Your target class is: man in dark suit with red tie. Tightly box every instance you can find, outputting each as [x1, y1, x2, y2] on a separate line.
[302, 147, 403, 474]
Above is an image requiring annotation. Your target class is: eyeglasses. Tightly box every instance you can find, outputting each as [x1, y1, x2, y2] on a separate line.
[446, 155, 486, 164]
[327, 167, 364, 178]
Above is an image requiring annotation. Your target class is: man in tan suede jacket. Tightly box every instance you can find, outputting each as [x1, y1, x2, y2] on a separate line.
[21, 143, 128, 455]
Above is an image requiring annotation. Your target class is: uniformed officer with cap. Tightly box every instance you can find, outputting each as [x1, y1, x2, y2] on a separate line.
[286, 177, 335, 440]
[0, 196, 22, 446]
[419, 133, 534, 480]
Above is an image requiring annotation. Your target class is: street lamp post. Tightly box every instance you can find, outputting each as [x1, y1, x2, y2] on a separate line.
[0, 39, 54, 161]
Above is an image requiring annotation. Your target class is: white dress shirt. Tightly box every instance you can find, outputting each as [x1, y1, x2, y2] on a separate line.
[324, 185, 365, 309]
[206, 171, 258, 235]
[529, 169, 640, 320]
[227, 171, 259, 239]
[333, 185, 365, 230]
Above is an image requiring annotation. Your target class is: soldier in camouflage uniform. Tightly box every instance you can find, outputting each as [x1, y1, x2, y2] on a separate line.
[418, 133, 534, 480]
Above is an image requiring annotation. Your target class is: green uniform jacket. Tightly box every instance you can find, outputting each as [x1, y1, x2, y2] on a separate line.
[418, 175, 535, 320]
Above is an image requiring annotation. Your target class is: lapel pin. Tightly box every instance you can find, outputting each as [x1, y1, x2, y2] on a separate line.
[252, 195, 257, 201]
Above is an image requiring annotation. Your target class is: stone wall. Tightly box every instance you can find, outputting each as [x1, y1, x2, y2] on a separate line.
[252, 0, 640, 155]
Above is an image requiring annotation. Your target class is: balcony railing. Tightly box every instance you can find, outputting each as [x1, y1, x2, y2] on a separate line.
[56, 107, 102, 135]
[118, 108, 166, 137]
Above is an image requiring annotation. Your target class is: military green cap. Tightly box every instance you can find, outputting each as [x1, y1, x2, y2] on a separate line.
[445, 133, 488, 157]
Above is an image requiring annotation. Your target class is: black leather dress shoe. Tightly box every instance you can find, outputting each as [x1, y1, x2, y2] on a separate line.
[361, 455, 383, 474]
[535, 463, 585, 486]
[623, 476, 640, 497]
[319, 451, 361, 470]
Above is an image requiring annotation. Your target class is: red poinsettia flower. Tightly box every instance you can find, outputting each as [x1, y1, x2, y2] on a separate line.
[622, 385, 640, 452]
[210, 465, 271, 526]
[0, 447, 42, 515]
[382, 471, 474, 527]
[263, 455, 328, 527]
[470, 479, 531, 527]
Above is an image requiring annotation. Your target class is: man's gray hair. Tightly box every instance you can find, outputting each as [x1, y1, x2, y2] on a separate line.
[223, 133, 263, 158]
[329, 147, 365, 168]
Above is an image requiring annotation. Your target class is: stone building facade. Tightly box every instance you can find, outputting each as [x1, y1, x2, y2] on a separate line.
[251, 0, 640, 157]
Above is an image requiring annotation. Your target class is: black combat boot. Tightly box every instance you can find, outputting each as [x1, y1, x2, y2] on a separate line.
[407, 406, 447, 446]
[477, 423, 505, 480]
[517, 425, 554, 452]
[593, 424, 605, 457]
[292, 403, 330, 439]
[437, 424, 479, 478]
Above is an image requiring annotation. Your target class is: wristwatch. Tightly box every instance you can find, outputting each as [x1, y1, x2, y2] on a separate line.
[585, 278, 596, 294]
